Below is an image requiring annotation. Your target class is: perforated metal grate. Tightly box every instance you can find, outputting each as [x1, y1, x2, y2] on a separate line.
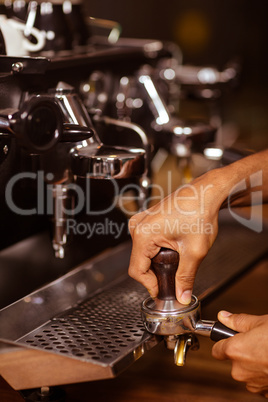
[19, 277, 149, 364]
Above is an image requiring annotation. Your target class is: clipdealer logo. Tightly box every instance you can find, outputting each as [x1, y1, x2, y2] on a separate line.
[4, 169, 264, 235]
[4, 171, 141, 217]
[4, 170, 172, 217]
[227, 170, 263, 233]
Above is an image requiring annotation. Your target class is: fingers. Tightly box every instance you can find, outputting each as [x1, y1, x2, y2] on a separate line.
[212, 311, 268, 396]
[217, 311, 265, 333]
[175, 255, 199, 304]
[129, 241, 201, 304]
[248, 387, 268, 399]
[128, 205, 214, 304]
[212, 312, 262, 360]
[128, 237, 161, 297]
[211, 338, 230, 360]
[175, 239, 208, 304]
[213, 341, 268, 397]
[128, 213, 175, 298]
[212, 335, 243, 362]
[212, 312, 267, 361]
[247, 382, 268, 396]
[129, 219, 209, 304]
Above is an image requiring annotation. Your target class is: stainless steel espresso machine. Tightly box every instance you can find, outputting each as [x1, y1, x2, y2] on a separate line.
[0, 2, 267, 401]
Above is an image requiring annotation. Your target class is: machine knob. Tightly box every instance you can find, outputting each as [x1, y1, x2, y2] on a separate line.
[10, 96, 63, 153]
[151, 248, 179, 301]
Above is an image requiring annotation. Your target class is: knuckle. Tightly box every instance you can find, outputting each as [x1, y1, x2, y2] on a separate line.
[188, 242, 208, 261]
[223, 340, 237, 359]
[246, 385, 260, 394]
[232, 314, 250, 331]
[128, 216, 138, 235]
[176, 273, 196, 286]
[128, 211, 146, 231]
[231, 365, 245, 382]
[128, 266, 137, 279]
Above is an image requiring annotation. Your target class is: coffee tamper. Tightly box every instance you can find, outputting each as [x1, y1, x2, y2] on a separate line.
[141, 248, 237, 366]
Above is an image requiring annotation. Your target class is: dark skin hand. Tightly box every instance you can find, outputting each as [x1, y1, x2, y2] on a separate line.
[128, 149, 268, 303]
[213, 311, 268, 398]
[128, 149, 268, 395]
[128, 171, 221, 303]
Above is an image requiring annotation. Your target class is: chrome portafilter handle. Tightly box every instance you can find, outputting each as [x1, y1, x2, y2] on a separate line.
[141, 248, 237, 365]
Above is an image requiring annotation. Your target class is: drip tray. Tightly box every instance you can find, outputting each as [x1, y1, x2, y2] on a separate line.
[0, 211, 268, 390]
[19, 277, 150, 368]
[0, 242, 158, 391]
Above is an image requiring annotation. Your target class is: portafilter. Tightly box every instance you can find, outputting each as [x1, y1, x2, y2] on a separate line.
[141, 248, 237, 365]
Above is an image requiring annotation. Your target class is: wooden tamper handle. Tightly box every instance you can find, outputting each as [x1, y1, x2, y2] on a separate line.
[151, 248, 179, 301]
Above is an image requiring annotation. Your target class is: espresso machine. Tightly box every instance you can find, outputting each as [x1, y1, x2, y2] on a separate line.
[0, 2, 267, 401]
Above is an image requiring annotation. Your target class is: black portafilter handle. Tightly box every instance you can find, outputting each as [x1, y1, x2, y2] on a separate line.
[151, 248, 238, 340]
[210, 322, 238, 341]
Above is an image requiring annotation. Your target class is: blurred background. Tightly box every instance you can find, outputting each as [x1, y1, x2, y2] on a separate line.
[87, 0, 268, 151]
[1, 3, 268, 399]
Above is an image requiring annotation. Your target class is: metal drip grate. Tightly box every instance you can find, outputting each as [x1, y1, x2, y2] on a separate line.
[19, 277, 149, 364]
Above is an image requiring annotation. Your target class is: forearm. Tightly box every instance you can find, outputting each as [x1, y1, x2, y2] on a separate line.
[203, 149, 268, 210]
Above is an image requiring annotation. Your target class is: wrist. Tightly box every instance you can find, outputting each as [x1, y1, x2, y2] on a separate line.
[199, 165, 242, 211]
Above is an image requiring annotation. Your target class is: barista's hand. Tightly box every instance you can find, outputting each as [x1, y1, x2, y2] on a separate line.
[212, 311, 268, 398]
[128, 148, 268, 304]
[128, 170, 224, 304]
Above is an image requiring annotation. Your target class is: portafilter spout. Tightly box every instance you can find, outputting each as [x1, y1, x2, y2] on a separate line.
[141, 248, 237, 365]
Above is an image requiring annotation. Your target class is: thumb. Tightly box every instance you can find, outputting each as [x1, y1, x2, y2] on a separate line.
[218, 311, 263, 333]
[175, 255, 199, 305]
